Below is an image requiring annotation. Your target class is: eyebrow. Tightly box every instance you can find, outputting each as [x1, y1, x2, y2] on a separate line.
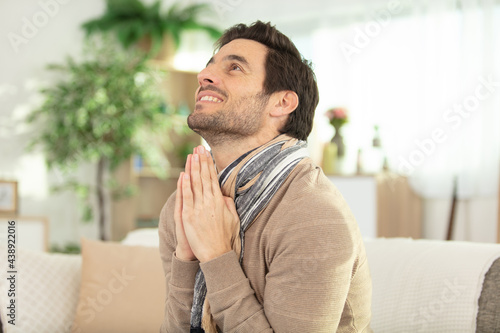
[206, 54, 250, 68]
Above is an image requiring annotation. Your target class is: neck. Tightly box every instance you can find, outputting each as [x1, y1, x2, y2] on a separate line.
[207, 133, 280, 172]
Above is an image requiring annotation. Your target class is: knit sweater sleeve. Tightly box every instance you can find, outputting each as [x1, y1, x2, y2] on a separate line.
[200, 169, 360, 332]
[263, 193, 358, 331]
[159, 193, 200, 332]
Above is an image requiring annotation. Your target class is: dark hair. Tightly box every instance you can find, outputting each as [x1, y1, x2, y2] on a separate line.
[216, 21, 319, 141]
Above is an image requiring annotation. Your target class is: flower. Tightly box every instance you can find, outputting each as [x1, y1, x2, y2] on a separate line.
[325, 107, 348, 130]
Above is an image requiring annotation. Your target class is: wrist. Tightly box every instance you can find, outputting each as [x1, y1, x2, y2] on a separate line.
[198, 247, 232, 263]
[175, 247, 197, 261]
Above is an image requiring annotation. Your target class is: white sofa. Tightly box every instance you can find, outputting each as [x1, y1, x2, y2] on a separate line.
[0, 229, 499, 332]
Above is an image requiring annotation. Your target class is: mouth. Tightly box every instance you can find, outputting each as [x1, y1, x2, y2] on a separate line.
[198, 95, 223, 103]
[196, 87, 226, 104]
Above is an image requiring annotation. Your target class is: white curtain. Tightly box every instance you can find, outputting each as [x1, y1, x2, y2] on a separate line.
[310, 0, 500, 200]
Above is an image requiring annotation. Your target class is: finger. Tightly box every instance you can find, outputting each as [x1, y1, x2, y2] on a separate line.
[223, 196, 240, 245]
[190, 153, 203, 205]
[181, 172, 194, 216]
[185, 154, 192, 174]
[197, 146, 213, 197]
[206, 150, 223, 197]
[174, 173, 183, 223]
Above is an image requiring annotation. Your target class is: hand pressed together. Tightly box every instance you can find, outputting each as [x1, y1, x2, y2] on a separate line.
[174, 146, 240, 263]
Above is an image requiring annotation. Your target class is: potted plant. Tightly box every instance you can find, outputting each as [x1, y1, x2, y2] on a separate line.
[81, 0, 222, 62]
[27, 37, 175, 240]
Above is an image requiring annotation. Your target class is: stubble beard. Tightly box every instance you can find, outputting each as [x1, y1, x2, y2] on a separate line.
[187, 92, 270, 146]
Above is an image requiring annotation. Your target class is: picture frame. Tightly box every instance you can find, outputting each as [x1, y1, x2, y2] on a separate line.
[0, 180, 18, 213]
[0, 216, 49, 252]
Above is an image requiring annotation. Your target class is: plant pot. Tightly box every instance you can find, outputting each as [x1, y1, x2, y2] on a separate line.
[136, 34, 176, 65]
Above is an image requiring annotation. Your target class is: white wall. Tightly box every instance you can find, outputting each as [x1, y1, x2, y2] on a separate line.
[422, 197, 498, 243]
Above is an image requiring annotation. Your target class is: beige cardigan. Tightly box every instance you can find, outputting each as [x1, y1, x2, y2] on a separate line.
[159, 159, 372, 332]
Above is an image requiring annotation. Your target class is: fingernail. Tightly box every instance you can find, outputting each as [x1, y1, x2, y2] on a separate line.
[199, 146, 205, 154]
[193, 154, 199, 162]
[206, 150, 211, 158]
[183, 173, 189, 180]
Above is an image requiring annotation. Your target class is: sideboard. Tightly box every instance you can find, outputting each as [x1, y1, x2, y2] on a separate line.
[329, 173, 422, 238]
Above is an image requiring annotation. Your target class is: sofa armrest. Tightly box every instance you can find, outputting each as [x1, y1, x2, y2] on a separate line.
[477, 257, 500, 332]
[365, 238, 500, 332]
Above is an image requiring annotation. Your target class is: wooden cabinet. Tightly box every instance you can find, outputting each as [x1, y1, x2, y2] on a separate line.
[375, 173, 422, 238]
[329, 173, 422, 239]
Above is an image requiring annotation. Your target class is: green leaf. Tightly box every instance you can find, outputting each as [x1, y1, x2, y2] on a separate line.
[80, 0, 222, 60]
[82, 204, 94, 223]
[149, 29, 164, 56]
[183, 21, 222, 39]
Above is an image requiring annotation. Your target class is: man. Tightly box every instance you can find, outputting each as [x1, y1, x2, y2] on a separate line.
[159, 21, 372, 332]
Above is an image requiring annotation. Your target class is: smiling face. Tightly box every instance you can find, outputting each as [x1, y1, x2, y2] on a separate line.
[188, 39, 272, 146]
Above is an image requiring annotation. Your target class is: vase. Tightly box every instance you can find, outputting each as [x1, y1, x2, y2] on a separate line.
[322, 142, 338, 175]
[331, 126, 345, 157]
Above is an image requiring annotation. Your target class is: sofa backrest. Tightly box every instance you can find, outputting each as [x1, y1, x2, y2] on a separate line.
[364, 238, 500, 332]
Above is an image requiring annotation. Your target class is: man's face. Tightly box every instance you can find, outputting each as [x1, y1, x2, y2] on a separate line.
[188, 39, 271, 145]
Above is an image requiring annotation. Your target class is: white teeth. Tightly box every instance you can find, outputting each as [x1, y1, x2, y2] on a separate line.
[200, 95, 222, 103]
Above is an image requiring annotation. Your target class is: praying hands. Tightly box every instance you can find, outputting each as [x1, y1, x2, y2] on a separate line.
[174, 145, 240, 263]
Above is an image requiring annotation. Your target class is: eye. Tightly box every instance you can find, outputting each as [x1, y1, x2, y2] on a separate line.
[230, 63, 242, 71]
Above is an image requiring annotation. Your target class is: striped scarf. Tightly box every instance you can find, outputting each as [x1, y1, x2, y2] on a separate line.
[190, 134, 309, 332]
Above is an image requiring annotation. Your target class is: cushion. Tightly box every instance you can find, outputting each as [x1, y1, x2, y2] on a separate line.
[71, 238, 165, 333]
[120, 228, 159, 247]
[477, 257, 500, 332]
[0, 249, 81, 333]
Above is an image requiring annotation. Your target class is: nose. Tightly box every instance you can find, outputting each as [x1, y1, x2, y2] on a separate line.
[197, 65, 220, 86]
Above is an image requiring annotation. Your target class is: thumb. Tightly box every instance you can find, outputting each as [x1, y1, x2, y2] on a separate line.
[223, 196, 241, 251]
[223, 196, 239, 220]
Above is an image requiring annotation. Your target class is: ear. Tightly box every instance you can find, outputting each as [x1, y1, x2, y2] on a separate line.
[269, 90, 299, 118]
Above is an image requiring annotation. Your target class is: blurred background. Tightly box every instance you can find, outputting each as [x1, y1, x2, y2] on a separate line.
[0, 0, 499, 252]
